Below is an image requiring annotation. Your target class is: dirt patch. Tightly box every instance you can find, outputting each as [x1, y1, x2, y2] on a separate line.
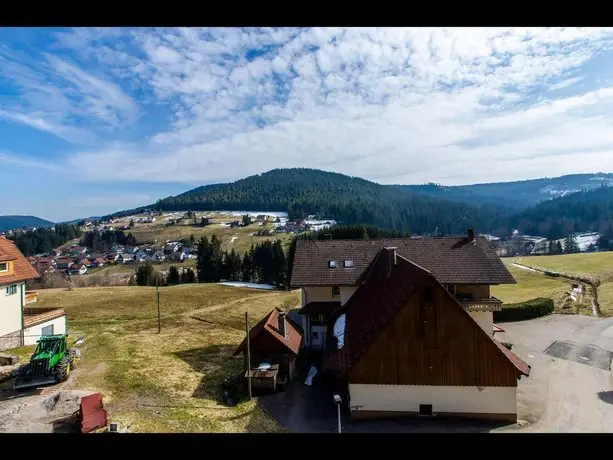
[0, 389, 94, 433]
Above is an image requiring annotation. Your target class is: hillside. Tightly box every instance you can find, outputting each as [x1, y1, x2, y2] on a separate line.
[504, 186, 613, 240]
[151, 168, 508, 235]
[395, 173, 613, 210]
[0, 215, 54, 232]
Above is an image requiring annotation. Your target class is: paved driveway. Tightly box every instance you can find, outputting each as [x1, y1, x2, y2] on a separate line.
[259, 314, 613, 433]
[495, 314, 613, 433]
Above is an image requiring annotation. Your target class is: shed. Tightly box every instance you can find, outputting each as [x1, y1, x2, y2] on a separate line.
[233, 308, 303, 393]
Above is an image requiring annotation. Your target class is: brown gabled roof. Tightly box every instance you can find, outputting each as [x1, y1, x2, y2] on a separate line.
[0, 237, 40, 285]
[233, 308, 303, 357]
[298, 301, 341, 315]
[290, 236, 515, 287]
[323, 248, 529, 379]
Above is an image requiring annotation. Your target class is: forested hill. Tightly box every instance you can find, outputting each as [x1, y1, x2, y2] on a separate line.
[394, 173, 613, 210]
[503, 185, 613, 240]
[0, 215, 54, 232]
[153, 168, 508, 235]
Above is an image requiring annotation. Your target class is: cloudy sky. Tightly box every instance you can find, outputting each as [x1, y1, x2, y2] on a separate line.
[2, 27, 613, 221]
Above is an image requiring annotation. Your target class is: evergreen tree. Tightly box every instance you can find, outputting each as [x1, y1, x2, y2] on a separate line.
[135, 262, 154, 286]
[272, 240, 286, 286]
[564, 234, 580, 254]
[196, 236, 210, 282]
[181, 268, 196, 283]
[189, 234, 195, 246]
[129, 219, 135, 228]
[167, 266, 180, 285]
[242, 214, 252, 226]
[556, 241, 563, 254]
[242, 247, 254, 282]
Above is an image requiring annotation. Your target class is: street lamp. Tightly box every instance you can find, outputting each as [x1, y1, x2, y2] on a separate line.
[333, 394, 342, 433]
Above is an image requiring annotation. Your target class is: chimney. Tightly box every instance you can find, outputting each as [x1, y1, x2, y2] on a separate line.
[467, 228, 475, 242]
[278, 312, 286, 338]
[385, 247, 397, 279]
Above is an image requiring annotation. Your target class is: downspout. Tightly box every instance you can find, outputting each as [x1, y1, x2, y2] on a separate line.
[19, 282, 25, 346]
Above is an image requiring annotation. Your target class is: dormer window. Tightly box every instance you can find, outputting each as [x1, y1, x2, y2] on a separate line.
[328, 260, 337, 268]
[0, 262, 7, 273]
[343, 260, 354, 268]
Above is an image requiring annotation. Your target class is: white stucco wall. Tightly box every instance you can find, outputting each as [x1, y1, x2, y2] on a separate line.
[302, 286, 357, 306]
[349, 384, 517, 416]
[23, 316, 67, 346]
[0, 282, 24, 337]
[468, 311, 493, 336]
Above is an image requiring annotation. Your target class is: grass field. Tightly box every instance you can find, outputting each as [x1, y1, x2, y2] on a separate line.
[30, 284, 301, 432]
[128, 218, 293, 255]
[503, 252, 613, 316]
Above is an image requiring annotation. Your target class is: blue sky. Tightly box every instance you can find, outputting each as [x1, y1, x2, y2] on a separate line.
[2, 27, 613, 222]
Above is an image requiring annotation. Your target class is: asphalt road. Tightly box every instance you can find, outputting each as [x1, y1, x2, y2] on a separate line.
[495, 314, 613, 433]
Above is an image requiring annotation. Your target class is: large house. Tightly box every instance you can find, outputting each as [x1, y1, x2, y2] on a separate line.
[0, 237, 67, 350]
[290, 230, 530, 422]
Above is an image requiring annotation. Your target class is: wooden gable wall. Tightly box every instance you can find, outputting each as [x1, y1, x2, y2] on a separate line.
[349, 272, 518, 388]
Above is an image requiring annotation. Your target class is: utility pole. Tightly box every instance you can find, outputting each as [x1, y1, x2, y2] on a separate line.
[156, 278, 161, 334]
[245, 311, 252, 400]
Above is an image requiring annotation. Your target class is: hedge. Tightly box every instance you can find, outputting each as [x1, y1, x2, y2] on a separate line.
[493, 298, 554, 322]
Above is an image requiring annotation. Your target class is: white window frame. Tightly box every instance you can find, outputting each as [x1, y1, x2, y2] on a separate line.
[343, 260, 354, 268]
[5, 284, 17, 296]
[0, 262, 7, 273]
[328, 260, 337, 268]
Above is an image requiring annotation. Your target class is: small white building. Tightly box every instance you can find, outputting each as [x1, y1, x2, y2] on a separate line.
[0, 237, 67, 351]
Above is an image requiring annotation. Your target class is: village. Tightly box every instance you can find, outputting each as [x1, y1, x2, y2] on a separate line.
[18, 210, 337, 283]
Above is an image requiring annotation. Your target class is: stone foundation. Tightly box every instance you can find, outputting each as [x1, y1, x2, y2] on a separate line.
[0, 330, 23, 351]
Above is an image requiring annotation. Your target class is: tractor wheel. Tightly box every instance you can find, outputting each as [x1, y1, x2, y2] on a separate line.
[54, 357, 71, 383]
[66, 348, 79, 367]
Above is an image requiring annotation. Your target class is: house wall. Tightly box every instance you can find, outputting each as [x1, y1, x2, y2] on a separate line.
[0, 281, 24, 339]
[348, 384, 517, 422]
[455, 284, 491, 298]
[301, 286, 357, 306]
[23, 315, 67, 346]
[468, 311, 493, 336]
[349, 278, 519, 388]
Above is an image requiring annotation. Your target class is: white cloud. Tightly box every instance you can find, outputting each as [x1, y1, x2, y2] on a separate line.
[6, 27, 613, 185]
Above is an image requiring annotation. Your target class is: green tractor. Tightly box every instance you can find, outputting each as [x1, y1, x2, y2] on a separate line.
[14, 334, 78, 391]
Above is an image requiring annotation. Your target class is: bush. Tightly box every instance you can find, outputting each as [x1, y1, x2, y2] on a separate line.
[493, 298, 554, 322]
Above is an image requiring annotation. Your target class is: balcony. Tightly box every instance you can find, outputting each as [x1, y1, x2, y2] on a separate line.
[23, 307, 66, 328]
[25, 290, 39, 305]
[456, 295, 503, 312]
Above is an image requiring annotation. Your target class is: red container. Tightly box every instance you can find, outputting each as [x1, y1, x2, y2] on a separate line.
[79, 393, 108, 433]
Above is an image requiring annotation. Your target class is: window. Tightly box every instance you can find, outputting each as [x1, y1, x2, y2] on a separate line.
[0, 262, 7, 272]
[343, 260, 354, 268]
[328, 260, 337, 268]
[41, 325, 54, 336]
[5, 284, 17, 296]
[332, 286, 340, 297]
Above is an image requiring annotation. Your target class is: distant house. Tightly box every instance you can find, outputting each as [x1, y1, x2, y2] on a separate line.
[79, 258, 92, 268]
[151, 250, 166, 262]
[169, 251, 187, 262]
[106, 253, 120, 263]
[94, 258, 106, 268]
[233, 308, 303, 394]
[55, 256, 73, 270]
[69, 246, 87, 256]
[135, 252, 149, 263]
[69, 263, 88, 276]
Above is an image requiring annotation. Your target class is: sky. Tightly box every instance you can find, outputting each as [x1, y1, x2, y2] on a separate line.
[2, 27, 613, 222]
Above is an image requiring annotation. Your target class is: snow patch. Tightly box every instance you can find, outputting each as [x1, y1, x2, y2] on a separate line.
[333, 314, 346, 349]
[230, 236, 238, 243]
[304, 365, 318, 386]
[511, 263, 539, 273]
[217, 282, 276, 290]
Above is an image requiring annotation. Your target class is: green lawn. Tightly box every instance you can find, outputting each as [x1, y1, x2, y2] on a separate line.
[22, 284, 301, 432]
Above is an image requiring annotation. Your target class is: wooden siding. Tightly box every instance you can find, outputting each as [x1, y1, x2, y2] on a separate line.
[349, 279, 518, 387]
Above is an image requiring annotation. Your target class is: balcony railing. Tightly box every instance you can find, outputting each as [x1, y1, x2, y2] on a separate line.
[23, 307, 66, 328]
[456, 296, 503, 312]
